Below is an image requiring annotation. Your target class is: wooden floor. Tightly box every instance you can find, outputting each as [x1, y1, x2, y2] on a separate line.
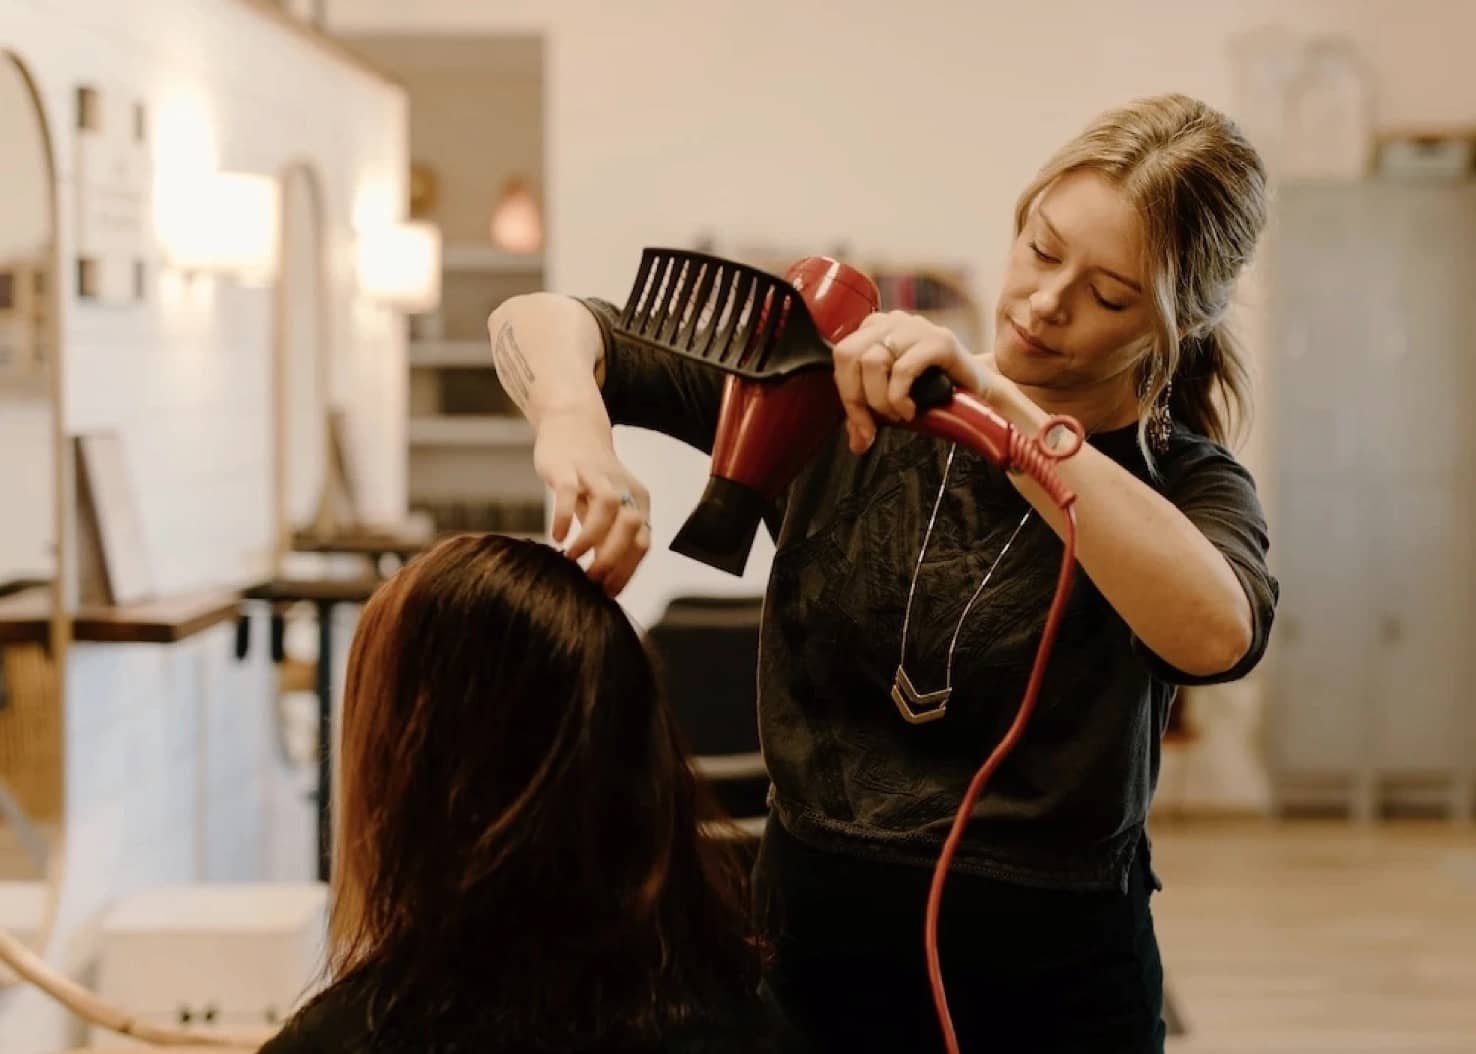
[11, 820, 1476, 1053]
[1152, 819, 1476, 1053]
[0, 823, 50, 882]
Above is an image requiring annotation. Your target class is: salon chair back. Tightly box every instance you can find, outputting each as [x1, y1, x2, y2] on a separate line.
[644, 594, 769, 828]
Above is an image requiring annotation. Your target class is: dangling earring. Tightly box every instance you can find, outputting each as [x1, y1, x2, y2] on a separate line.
[1149, 379, 1173, 453]
[1138, 361, 1174, 453]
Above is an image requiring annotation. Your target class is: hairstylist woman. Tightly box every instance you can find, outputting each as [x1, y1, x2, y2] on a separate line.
[486, 94, 1278, 1052]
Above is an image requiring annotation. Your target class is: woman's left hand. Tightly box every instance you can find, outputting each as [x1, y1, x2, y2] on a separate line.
[831, 311, 992, 455]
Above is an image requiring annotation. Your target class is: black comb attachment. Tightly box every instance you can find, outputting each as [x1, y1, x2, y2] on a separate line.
[616, 248, 833, 381]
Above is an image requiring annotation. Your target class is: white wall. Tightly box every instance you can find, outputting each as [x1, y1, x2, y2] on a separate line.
[0, 2, 406, 1049]
[325, 0, 1476, 815]
[49, 9, 409, 593]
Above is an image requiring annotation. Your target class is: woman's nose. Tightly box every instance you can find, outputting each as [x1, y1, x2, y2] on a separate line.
[1028, 282, 1067, 325]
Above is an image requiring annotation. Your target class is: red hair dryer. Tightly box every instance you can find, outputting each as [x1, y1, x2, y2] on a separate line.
[669, 256, 879, 573]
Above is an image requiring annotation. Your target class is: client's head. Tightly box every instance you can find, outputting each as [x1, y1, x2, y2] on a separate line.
[329, 533, 757, 1039]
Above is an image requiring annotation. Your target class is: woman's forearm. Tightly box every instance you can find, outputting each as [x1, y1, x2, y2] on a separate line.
[986, 379, 1253, 678]
[487, 293, 609, 429]
[487, 295, 652, 590]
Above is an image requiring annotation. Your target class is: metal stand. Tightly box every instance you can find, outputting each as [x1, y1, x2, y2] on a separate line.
[245, 577, 381, 882]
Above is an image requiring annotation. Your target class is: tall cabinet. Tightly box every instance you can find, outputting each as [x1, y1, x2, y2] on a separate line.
[1267, 179, 1476, 820]
[407, 245, 545, 534]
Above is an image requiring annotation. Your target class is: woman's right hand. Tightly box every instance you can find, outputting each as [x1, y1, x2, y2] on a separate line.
[533, 408, 652, 597]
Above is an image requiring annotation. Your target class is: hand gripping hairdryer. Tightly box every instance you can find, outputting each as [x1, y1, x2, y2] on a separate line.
[611, 248, 1086, 1054]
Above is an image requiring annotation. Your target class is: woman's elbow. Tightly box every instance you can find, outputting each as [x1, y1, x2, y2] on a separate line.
[487, 290, 560, 333]
[1215, 617, 1255, 677]
[1180, 607, 1255, 679]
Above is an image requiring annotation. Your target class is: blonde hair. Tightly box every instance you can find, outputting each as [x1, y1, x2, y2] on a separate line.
[1014, 93, 1268, 468]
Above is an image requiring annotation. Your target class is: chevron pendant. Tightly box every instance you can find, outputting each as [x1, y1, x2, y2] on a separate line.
[891, 666, 951, 725]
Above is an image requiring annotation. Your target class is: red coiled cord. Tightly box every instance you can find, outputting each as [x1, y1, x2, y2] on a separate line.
[920, 413, 1083, 1054]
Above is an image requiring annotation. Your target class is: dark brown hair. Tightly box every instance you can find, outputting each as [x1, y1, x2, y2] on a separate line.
[327, 533, 759, 1046]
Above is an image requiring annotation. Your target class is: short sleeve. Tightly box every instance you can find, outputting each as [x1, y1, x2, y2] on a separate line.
[578, 296, 726, 454]
[1133, 439, 1280, 686]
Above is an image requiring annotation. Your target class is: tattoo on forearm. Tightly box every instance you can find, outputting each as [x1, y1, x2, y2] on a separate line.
[492, 322, 535, 412]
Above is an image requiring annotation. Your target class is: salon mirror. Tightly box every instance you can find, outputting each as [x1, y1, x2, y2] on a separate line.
[0, 49, 66, 966]
[276, 163, 331, 554]
[261, 162, 336, 879]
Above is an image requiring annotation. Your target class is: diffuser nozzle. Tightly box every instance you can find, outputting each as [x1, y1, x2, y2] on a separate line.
[669, 476, 772, 576]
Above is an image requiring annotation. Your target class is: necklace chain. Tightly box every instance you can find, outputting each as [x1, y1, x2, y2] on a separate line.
[892, 443, 1033, 724]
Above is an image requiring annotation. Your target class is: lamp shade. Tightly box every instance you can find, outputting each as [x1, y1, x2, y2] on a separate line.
[160, 170, 280, 283]
[488, 177, 543, 255]
[356, 220, 442, 312]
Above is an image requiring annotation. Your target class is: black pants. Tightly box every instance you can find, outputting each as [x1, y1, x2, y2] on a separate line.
[752, 819, 1165, 1054]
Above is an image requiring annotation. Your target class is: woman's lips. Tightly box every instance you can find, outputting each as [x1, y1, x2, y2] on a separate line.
[1011, 320, 1060, 356]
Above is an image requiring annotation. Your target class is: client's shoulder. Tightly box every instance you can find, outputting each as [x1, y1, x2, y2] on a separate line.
[258, 979, 372, 1054]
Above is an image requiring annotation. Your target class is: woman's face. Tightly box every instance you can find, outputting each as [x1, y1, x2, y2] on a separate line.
[993, 169, 1155, 405]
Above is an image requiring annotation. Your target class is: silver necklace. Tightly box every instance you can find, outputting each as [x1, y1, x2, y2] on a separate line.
[890, 443, 1033, 725]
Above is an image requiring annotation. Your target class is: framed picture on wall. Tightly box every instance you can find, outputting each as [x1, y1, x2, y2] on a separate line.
[75, 431, 155, 605]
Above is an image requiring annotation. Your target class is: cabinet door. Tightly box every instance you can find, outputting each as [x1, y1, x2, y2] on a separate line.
[1360, 184, 1476, 777]
[1266, 480, 1375, 776]
[1268, 185, 1378, 780]
[1270, 184, 1378, 481]
[1365, 481, 1475, 773]
[1360, 183, 1476, 482]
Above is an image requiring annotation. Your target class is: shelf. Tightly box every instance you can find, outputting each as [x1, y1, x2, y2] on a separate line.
[441, 244, 544, 274]
[409, 341, 490, 368]
[0, 587, 50, 645]
[1, 586, 250, 645]
[291, 523, 432, 559]
[72, 588, 250, 644]
[408, 415, 533, 447]
[244, 577, 381, 606]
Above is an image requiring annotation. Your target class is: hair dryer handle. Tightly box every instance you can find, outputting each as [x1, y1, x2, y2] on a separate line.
[910, 366, 957, 414]
[908, 367, 1082, 507]
[907, 366, 1013, 468]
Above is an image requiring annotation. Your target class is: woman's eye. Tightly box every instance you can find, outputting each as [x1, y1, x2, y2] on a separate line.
[1093, 290, 1125, 312]
[1029, 242, 1057, 264]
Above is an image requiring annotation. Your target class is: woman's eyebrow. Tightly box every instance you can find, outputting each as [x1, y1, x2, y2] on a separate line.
[1038, 208, 1143, 294]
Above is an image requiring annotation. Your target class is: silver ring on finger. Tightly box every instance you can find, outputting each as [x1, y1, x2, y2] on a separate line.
[619, 490, 639, 511]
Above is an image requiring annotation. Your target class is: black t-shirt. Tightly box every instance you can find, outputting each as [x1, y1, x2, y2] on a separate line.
[584, 297, 1278, 893]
